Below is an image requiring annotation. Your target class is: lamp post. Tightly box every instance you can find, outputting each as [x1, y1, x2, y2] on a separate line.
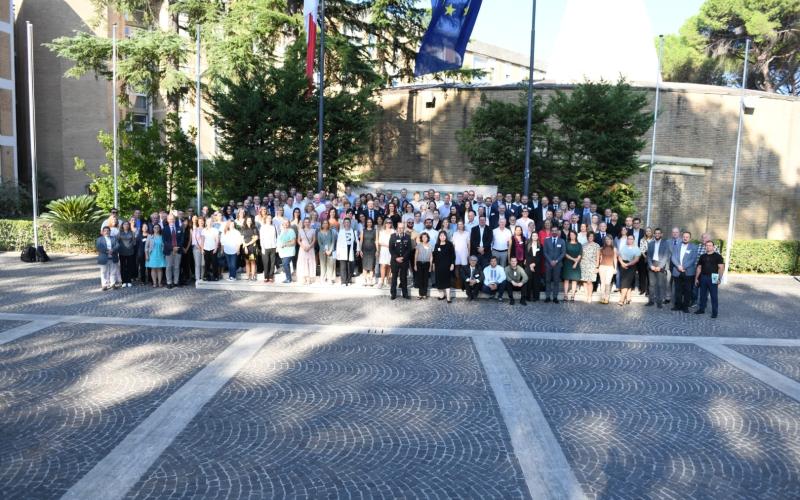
[645, 34, 664, 227]
[522, 0, 537, 197]
[112, 23, 118, 209]
[723, 38, 750, 283]
[26, 22, 39, 249]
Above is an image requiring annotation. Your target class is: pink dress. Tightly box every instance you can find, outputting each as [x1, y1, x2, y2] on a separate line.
[297, 228, 316, 280]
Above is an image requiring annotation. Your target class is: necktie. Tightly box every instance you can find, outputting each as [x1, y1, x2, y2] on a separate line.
[492, 269, 496, 281]
[171, 226, 177, 247]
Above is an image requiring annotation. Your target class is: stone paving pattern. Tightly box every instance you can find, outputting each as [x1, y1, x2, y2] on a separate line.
[128, 333, 529, 499]
[0, 319, 26, 334]
[728, 345, 800, 384]
[1, 255, 799, 339]
[504, 339, 800, 499]
[0, 323, 243, 500]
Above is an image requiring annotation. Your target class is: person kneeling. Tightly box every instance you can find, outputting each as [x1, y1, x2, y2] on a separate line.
[461, 255, 483, 300]
[503, 256, 528, 305]
[482, 256, 506, 301]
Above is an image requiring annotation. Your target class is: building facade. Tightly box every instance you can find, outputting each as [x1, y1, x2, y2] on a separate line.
[0, 0, 16, 184]
[368, 82, 800, 241]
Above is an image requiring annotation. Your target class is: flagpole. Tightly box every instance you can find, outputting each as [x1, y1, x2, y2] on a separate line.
[195, 24, 202, 213]
[112, 23, 118, 209]
[522, 0, 536, 197]
[645, 34, 664, 228]
[316, 0, 325, 193]
[723, 38, 750, 283]
[26, 22, 39, 249]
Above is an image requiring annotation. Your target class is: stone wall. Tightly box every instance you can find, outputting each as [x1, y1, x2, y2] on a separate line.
[367, 82, 800, 241]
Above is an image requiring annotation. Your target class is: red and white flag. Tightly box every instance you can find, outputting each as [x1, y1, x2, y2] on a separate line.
[303, 0, 319, 82]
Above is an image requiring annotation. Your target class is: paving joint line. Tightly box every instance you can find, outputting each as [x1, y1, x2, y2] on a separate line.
[474, 336, 586, 500]
[61, 326, 280, 500]
[696, 341, 800, 403]
[0, 319, 61, 346]
[0, 311, 799, 347]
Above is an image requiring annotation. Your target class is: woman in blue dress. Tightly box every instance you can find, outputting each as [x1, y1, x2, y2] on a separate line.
[145, 223, 166, 287]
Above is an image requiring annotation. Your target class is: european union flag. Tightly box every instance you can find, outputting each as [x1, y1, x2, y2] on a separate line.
[414, 0, 483, 77]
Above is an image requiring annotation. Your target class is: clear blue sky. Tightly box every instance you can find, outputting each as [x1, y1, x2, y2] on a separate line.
[470, 0, 704, 64]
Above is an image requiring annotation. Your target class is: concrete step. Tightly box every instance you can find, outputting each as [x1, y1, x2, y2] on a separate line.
[195, 273, 652, 303]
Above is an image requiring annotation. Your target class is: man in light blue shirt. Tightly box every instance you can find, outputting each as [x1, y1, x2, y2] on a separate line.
[482, 256, 507, 301]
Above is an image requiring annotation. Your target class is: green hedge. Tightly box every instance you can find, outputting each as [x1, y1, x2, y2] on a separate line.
[727, 239, 800, 275]
[0, 219, 95, 254]
[0, 219, 798, 274]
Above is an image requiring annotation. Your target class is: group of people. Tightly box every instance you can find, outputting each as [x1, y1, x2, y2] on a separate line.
[95, 187, 725, 317]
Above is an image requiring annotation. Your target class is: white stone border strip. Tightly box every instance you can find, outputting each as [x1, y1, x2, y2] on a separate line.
[0, 319, 60, 346]
[1, 312, 799, 347]
[474, 336, 587, 500]
[697, 342, 800, 403]
[61, 327, 279, 500]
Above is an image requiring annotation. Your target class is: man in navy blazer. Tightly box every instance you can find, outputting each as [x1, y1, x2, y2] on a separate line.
[542, 226, 566, 303]
[646, 228, 672, 308]
[162, 213, 185, 289]
[670, 230, 698, 312]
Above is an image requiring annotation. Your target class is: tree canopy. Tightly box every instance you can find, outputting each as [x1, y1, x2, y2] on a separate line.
[662, 0, 800, 95]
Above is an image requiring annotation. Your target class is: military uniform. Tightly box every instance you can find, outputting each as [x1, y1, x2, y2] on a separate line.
[389, 232, 413, 299]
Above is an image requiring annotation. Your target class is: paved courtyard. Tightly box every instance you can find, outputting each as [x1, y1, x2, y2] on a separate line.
[0, 254, 799, 499]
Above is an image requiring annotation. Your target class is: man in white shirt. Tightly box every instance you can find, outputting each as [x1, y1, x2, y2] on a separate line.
[482, 256, 507, 300]
[491, 218, 512, 268]
[202, 222, 220, 281]
[413, 212, 425, 234]
[464, 210, 478, 232]
[273, 208, 287, 235]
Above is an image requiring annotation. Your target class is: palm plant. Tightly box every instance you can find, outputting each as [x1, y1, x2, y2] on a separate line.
[40, 195, 106, 229]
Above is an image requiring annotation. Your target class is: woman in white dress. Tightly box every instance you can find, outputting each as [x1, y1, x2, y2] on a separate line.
[376, 220, 394, 288]
[451, 221, 470, 290]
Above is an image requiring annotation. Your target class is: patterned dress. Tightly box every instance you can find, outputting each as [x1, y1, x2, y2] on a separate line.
[580, 242, 600, 282]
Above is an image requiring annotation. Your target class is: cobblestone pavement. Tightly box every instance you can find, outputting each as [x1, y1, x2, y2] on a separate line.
[1, 254, 799, 499]
[728, 345, 800, 383]
[0, 320, 25, 333]
[504, 339, 800, 499]
[128, 333, 529, 499]
[1, 254, 799, 338]
[0, 323, 243, 499]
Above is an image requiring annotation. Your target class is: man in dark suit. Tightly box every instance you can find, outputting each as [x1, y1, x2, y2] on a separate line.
[607, 213, 621, 238]
[596, 222, 611, 245]
[470, 215, 493, 268]
[489, 204, 508, 230]
[543, 226, 566, 303]
[362, 200, 382, 223]
[162, 214, 184, 289]
[461, 255, 483, 300]
[578, 197, 594, 226]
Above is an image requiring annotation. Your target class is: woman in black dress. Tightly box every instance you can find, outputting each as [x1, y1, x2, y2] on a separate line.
[385, 202, 402, 229]
[432, 230, 456, 303]
[241, 216, 259, 281]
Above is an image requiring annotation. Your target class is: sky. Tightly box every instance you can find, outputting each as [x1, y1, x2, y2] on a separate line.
[470, 0, 704, 66]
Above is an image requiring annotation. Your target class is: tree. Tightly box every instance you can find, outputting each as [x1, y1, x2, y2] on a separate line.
[663, 0, 800, 95]
[458, 80, 651, 215]
[548, 79, 651, 214]
[456, 91, 552, 194]
[75, 114, 196, 214]
[207, 40, 378, 200]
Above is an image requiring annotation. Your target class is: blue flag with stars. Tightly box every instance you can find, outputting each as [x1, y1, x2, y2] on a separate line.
[415, 0, 483, 77]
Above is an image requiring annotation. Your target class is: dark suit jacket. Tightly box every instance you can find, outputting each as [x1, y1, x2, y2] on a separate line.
[607, 222, 621, 238]
[461, 265, 483, 286]
[96, 236, 119, 265]
[489, 211, 508, 229]
[162, 224, 185, 255]
[470, 225, 493, 255]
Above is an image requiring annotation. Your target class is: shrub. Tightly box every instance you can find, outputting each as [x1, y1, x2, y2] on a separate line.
[0, 219, 95, 253]
[40, 195, 105, 227]
[728, 240, 800, 275]
[0, 182, 32, 218]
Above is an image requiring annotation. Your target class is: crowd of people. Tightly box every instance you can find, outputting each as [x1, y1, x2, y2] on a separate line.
[95, 187, 726, 318]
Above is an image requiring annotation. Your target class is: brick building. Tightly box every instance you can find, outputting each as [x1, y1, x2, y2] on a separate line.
[367, 82, 800, 241]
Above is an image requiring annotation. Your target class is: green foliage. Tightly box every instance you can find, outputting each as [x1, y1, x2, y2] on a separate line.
[548, 79, 652, 214]
[207, 39, 379, 200]
[728, 239, 800, 274]
[75, 114, 197, 214]
[459, 80, 651, 214]
[663, 0, 800, 95]
[0, 219, 95, 253]
[46, 28, 191, 104]
[39, 195, 105, 235]
[456, 90, 552, 194]
[0, 182, 32, 218]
